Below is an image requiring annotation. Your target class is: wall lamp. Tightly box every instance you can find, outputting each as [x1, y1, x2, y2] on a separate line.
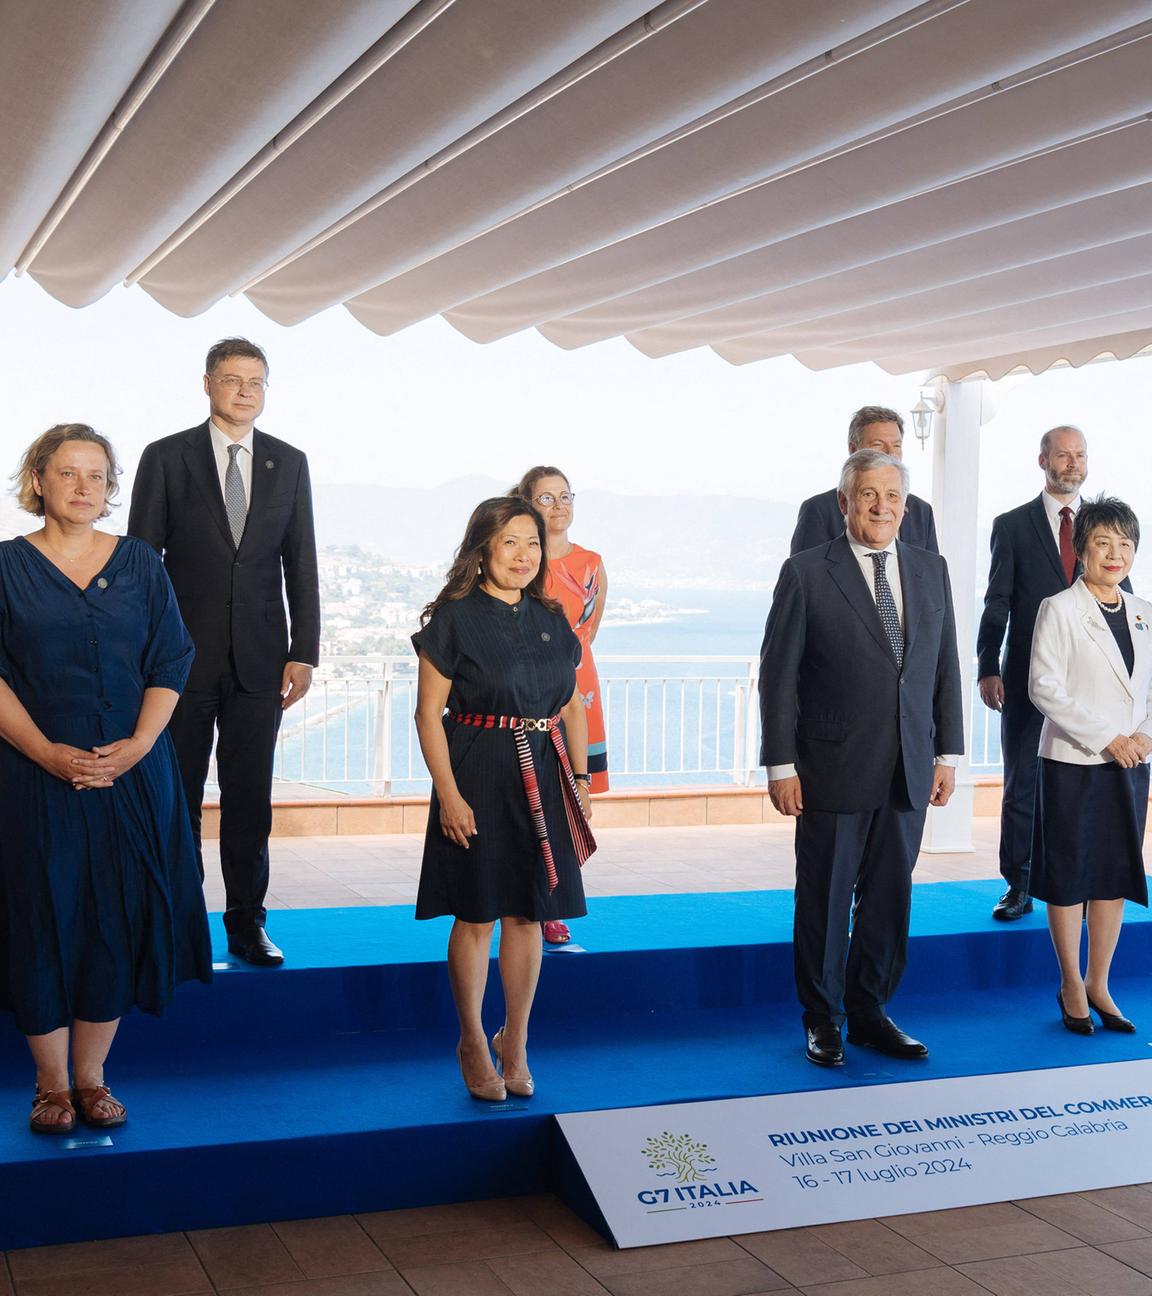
[910, 388, 942, 448]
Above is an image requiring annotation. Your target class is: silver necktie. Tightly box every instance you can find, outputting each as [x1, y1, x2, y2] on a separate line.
[225, 443, 247, 547]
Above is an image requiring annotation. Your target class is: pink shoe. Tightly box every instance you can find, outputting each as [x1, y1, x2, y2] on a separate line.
[542, 920, 571, 945]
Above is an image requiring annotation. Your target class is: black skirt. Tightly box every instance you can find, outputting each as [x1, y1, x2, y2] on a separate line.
[1031, 758, 1150, 906]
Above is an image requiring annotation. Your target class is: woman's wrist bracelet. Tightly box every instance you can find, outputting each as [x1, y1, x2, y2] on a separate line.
[574, 773, 591, 784]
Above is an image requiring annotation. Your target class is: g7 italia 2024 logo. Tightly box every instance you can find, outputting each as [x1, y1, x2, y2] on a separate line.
[637, 1131, 761, 1212]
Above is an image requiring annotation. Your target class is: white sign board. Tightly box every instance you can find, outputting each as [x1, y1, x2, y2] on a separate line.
[556, 1060, 1152, 1248]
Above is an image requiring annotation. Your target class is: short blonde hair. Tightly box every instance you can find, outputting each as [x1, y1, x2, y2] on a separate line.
[13, 424, 121, 518]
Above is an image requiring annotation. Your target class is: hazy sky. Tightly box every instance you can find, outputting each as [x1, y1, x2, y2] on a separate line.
[2, 273, 1150, 538]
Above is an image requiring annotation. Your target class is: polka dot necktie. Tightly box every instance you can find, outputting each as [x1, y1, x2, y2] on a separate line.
[225, 443, 247, 548]
[870, 551, 904, 668]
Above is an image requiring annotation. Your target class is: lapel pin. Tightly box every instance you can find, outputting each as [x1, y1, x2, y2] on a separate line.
[265, 459, 274, 469]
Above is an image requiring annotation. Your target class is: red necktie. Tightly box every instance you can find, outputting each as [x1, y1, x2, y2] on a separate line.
[1059, 506, 1075, 585]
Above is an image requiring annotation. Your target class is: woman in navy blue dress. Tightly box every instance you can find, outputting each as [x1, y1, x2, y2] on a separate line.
[0, 426, 212, 1133]
[413, 497, 594, 1101]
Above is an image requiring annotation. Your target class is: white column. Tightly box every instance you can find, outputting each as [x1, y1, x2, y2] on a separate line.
[920, 377, 984, 852]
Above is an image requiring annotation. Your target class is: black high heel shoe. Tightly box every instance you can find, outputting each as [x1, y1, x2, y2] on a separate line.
[1057, 990, 1094, 1035]
[1086, 995, 1137, 1034]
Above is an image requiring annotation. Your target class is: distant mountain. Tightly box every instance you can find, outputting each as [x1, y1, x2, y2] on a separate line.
[312, 478, 801, 588]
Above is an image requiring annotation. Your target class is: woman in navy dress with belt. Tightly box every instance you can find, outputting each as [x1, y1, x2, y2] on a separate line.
[0, 426, 211, 1133]
[413, 497, 595, 1101]
[1029, 495, 1152, 1035]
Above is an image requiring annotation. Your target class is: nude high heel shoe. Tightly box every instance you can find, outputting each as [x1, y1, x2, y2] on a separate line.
[492, 1027, 535, 1097]
[456, 1043, 506, 1102]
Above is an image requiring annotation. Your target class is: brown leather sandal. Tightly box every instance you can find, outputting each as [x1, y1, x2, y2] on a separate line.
[30, 1086, 76, 1135]
[72, 1084, 127, 1129]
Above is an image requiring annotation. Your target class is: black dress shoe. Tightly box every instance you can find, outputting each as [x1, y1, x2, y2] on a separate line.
[1087, 995, 1135, 1033]
[805, 1022, 844, 1067]
[847, 1017, 929, 1059]
[227, 927, 284, 967]
[1057, 990, 1093, 1035]
[992, 887, 1033, 921]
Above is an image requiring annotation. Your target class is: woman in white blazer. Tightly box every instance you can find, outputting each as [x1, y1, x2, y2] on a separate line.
[1029, 496, 1151, 1036]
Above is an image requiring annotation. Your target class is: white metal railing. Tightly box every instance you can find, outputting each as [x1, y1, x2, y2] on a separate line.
[260, 654, 1002, 796]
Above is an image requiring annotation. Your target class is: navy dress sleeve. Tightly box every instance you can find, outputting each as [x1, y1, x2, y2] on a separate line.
[141, 544, 195, 693]
[411, 604, 461, 679]
[0, 571, 11, 687]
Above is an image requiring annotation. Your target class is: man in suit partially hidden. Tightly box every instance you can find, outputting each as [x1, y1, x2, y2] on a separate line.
[790, 406, 938, 554]
[129, 338, 320, 966]
[761, 450, 964, 1067]
[977, 426, 1095, 923]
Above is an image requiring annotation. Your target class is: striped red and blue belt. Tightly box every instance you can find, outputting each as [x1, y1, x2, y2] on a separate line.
[450, 712, 596, 890]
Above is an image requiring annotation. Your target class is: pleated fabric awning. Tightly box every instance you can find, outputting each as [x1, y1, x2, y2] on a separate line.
[4, 0, 1152, 379]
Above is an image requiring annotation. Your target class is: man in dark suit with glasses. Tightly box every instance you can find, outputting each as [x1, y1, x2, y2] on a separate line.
[129, 338, 320, 965]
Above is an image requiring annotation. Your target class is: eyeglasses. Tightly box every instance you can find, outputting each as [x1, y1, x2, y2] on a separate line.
[211, 375, 268, 393]
[535, 492, 574, 506]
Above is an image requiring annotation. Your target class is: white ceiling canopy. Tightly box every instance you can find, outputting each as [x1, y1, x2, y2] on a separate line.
[3, 0, 1151, 379]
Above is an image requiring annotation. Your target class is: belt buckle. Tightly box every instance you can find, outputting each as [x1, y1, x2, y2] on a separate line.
[522, 717, 547, 732]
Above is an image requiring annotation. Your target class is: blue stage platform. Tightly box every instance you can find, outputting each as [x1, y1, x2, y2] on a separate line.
[1, 879, 1149, 1249]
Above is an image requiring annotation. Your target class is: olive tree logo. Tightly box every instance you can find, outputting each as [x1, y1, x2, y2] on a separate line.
[641, 1131, 716, 1183]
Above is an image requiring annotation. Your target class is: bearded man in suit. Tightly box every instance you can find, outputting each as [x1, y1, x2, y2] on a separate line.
[761, 449, 963, 1066]
[129, 338, 320, 966]
[976, 425, 1098, 922]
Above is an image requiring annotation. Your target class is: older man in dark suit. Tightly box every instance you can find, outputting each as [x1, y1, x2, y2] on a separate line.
[761, 449, 964, 1066]
[790, 406, 938, 554]
[129, 338, 320, 966]
[977, 425, 1094, 923]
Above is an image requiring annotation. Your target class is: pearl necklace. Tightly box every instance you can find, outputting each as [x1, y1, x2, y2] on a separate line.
[1095, 594, 1124, 616]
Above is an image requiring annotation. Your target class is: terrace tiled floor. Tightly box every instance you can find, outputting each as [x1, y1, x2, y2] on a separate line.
[200, 818, 1008, 913]
[12, 820, 1150, 1290]
[6, 1187, 1152, 1294]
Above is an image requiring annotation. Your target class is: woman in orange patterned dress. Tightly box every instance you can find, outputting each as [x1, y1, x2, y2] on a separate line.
[514, 467, 608, 944]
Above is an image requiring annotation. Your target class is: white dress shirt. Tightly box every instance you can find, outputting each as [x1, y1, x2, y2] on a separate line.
[209, 420, 253, 506]
[1040, 488, 1081, 547]
[768, 530, 955, 781]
